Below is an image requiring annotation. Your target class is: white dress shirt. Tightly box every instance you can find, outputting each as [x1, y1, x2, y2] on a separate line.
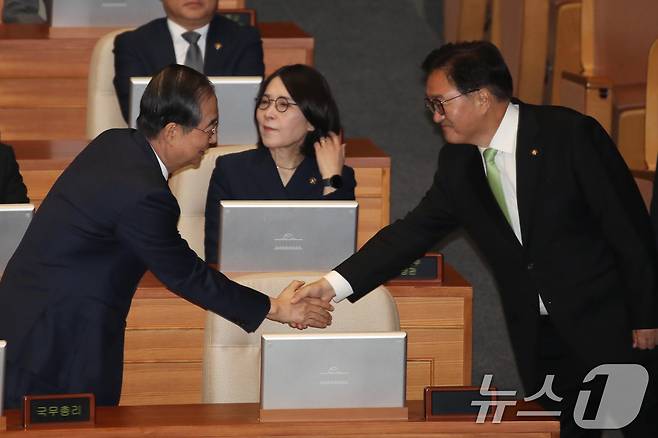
[326, 103, 548, 314]
[167, 19, 210, 66]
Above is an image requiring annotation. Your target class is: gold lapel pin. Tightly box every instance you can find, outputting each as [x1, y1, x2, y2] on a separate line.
[214, 42, 222, 50]
[309, 177, 318, 185]
[531, 148, 540, 156]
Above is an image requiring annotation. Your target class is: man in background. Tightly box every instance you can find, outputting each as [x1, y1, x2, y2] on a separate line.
[113, 0, 264, 123]
[0, 65, 331, 409]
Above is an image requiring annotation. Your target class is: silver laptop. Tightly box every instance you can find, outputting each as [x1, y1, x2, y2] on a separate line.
[48, 0, 164, 27]
[218, 200, 357, 272]
[260, 332, 407, 410]
[0, 204, 34, 272]
[130, 76, 262, 145]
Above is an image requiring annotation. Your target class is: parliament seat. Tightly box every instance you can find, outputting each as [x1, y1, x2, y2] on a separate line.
[644, 38, 658, 171]
[489, 0, 550, 104]
[442, 0, 488, 43]
[547, 0, 581, 105]
[168, 144, 256, 259]
[86, 28, 130, 139]
[559, 0, 658, 169]
[201, 271, 400, 403]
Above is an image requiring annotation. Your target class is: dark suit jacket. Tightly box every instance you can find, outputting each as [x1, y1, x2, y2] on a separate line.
[0, 143, 29, 203]
[334, 102, 657, 391]
[113, 14, 265, 122]
[204, 147, 357, 263]
[0, 129, 270, 406]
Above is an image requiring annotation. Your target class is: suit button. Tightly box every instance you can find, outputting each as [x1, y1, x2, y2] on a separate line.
[526, 262, 534, 270]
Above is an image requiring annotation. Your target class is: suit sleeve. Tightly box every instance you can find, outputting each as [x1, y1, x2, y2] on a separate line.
[335, 149, 460, 300]
[116, 186, 270, 332]
[572, 116, 658, 328]
[0, 145, 29, 203]
[323, 165, 356, 200]
[204, 156, 234, 263]
[113, 31, 146, 123]
[232, 26, 265, 76]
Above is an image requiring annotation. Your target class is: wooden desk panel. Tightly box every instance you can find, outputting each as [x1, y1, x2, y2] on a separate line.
[1, 401, 559, 437]
[120, 266, 471, 406]
[0, 22, 313, 140]
[13, 138, 391, 245]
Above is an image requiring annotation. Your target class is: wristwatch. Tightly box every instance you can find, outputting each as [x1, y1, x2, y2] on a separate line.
[322, 174, 343, 189]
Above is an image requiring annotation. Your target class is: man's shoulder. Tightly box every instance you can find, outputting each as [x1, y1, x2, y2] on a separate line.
[115, 17, 167, 43]
[209, 13, 260, 41]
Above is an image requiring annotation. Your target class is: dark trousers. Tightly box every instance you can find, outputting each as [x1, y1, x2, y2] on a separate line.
[535, 316, 658, 438]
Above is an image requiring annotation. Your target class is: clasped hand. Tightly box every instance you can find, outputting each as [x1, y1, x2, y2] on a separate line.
[267, 280, 334, 329]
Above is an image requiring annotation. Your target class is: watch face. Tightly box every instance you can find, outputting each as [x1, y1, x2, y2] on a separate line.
[329, 174, 343, 189]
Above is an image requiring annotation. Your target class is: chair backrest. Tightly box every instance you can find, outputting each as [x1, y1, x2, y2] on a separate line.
[490, 0, 550, 104]
[580, 0, 658, 85]
[442, 0, 488, 43]
[201, 271, 400, 403]
[86, 28, 131, 140]
[645, 38, 658, 171]
[168, 144, 256, 257]
[548, 0, 582, 105]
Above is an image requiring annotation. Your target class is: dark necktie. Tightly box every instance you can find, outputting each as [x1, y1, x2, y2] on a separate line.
[182, 31, 203, 73]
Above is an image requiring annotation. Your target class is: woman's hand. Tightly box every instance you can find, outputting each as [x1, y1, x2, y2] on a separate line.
[314, 131, 346, 180]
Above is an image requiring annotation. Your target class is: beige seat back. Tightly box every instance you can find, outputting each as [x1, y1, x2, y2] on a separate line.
[490, 0, 550, 104]
[202, 271, 400, 403]
[633, 176, 654, 211]
[442, 0, 488, 43]
[86, 28, 131, 140]
[168, 144, 256, 257]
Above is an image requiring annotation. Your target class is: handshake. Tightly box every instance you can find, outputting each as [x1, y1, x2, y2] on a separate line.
[266, 278, 338, 329]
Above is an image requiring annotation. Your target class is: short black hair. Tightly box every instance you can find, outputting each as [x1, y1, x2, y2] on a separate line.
[422, 41, 513, 100]
[255, 64, 341, 156]
[137, 64, 215, 139]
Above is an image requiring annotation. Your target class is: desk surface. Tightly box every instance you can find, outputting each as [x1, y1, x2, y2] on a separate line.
[1, 401, 559, 437]
[13, 138, 390, 170]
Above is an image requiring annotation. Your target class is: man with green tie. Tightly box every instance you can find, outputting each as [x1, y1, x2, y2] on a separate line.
[294, 41, 658, 437]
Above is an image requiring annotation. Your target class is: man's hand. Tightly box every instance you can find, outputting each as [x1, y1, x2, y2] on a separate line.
[291, 278, 336, 304]
[632, 328, 658, 349]
[267, 280, 334, 329]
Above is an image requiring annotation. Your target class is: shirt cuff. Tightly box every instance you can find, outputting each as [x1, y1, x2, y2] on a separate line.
[324, 270, 354, 303]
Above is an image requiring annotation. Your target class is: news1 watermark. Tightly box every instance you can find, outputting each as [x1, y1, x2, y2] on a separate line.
[472, 364, 649, 429]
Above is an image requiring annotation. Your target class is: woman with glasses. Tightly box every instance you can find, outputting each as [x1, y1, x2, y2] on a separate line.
[203, 64, 356, 263]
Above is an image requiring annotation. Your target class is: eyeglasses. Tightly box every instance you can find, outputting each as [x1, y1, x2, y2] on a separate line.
[257, 95, 299, 113]
[424, 89, 479, 115]
[191, 122, 218, 139]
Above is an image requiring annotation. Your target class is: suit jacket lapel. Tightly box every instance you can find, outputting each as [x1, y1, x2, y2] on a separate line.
[153, 18, 177, 68]
[465, 147, 520, 245]
[204, 16, 224, 73]
[251, 148, 288, 197]
[515, 103, 543, 246]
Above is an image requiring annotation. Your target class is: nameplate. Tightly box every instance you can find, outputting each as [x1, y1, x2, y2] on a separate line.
[386, 253, 443, 285]
[23, 393, 95, 430]
[424, 386, 495, 421]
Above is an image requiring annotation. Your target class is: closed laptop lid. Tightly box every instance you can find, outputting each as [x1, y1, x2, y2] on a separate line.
[218, 200, 357, 272]
[48, 0, 165, 27]
[0, 204, 34, 273]
[260, 332, 407, 409]
[129, 76, 261, 146]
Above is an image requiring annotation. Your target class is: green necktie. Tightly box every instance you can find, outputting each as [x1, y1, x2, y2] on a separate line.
[483, 148, 511, 225]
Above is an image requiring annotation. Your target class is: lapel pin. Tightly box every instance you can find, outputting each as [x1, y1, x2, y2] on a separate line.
[309, 177, 317, 185]
[530, 148, 540, 156]
[214, 42, 222, 50]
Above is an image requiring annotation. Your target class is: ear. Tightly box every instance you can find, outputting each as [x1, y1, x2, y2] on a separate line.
[306, 121, 315, 132]
[162, 122, 179, 143]
[475, 89, 492, 112]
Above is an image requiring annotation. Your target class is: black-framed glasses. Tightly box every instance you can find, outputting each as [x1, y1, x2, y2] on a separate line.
[424, 89, 479, 115]
[257, 95, 299, 113]
[191, 122, 218, 139]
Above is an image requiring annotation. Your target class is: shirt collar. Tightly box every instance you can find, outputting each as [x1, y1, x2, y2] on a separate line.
[148, 144, 169, 181]
[167, 18, 210, 42]
[480, 102, 519, 155]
